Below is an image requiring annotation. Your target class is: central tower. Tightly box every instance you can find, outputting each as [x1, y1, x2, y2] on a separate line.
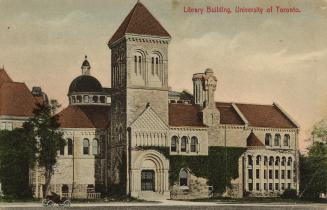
[107, 2, 171, 194]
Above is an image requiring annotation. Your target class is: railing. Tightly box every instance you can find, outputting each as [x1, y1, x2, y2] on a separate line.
[60, 192, 101, 199]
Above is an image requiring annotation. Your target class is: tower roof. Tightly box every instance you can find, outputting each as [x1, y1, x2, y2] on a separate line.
[108, 2, 170, 45]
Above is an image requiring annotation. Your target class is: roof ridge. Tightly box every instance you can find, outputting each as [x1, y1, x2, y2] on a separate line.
[125, 2, 141, 35]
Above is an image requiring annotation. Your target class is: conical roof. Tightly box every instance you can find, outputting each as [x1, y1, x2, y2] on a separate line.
[108, 2, 170, 45]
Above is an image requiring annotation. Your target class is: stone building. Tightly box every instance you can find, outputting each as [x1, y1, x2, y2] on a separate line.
[14, 2, 299, 200]
[0, 68, 47, 195]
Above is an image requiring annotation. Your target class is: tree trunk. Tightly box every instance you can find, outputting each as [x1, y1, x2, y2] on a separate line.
[43, 166, 53, 198]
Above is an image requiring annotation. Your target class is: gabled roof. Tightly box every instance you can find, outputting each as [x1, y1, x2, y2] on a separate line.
[0, 82, 39, 117]
[108, 2, 170, 45]
[235, 103, 297, 128]
[57, 105, 110, 129]
[216, 102, 244, 125]
[247, 132, 264, 147]
[0, 69, 13, 87]
[169, 103, 205, 127]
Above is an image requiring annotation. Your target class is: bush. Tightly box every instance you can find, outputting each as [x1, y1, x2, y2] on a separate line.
[281, 189, 297, 199]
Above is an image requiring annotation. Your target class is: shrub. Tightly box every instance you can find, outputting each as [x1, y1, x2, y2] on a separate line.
[281, 189, 297, 199]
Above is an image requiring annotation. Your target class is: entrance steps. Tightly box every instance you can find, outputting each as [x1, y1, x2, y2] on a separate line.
[138, 191, 168, 201]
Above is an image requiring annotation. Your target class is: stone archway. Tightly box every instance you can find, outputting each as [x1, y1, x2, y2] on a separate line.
[130, 150, 169, 199]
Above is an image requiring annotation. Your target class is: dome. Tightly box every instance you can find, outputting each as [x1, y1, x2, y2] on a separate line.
[68, 75, 103, 94]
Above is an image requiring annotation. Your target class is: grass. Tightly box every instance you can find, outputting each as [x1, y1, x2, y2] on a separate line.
[188, 196, 327, 204]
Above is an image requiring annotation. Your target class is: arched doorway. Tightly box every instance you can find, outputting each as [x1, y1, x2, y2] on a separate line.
[131, 150, 170, 198]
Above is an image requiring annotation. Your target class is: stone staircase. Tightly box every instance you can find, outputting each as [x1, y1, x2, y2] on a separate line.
[138, 191, 168, 201]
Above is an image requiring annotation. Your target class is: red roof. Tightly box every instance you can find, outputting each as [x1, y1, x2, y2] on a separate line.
[216, 102, 244, 125]
[247, 132, 264, 147]
[236, 103, 297, 128]
[169, 103, 205, 127]
[0, 82, 39, 117]
[0, 69, 13, 87]
[57, 105, 110, 129]
[108, 2, 170, 45]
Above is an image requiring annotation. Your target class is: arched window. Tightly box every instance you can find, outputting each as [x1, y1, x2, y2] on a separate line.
[248, 155, 253, 166]
[59, 142, 65, 155]
[92, 139, 98, 155]
[171, 136, 178, 152]
[256, 155, 261, 165]
[179, 169, 189, 187]
[265, 133, 272, 146]
[281, 157, 286, 166]
[274, 134, 281, 146]
[181, 136, 187, 152]
[269, 156, 274, 166]
[72, 96, 76, 103]
[264, 156, 268, 166]
[100, 96, 105, 103]
[67, 139, 73, 155]
[275, 157, 280, 166]
[190, 137, 198, 152]
[284, 134, 290, 147]
[134, 51, 143, 75]
[62, 185, 69, 194]
[83, 139, 90, 155]
[287, 157, 292, 166]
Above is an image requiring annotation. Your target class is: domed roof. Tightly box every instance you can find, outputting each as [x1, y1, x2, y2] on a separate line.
[68, 75, 103, 94]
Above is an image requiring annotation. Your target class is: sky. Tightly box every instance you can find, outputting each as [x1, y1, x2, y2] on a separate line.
[0, 0, 327, 151]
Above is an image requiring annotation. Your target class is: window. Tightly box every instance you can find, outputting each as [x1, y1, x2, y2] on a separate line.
[93, 96, 98, 103]
[265, 133, 272, 146]
[181, 136, 187, 152]
[249, 183, 253, 191]
[288, 183, 291, 189]
[179, 169, 188, 186]
[92, 139, 98, 155]
[248, 169, 253, 179]
[100, 96, 105, 103]
[275, 157, 280, 166]
[83, 95, 89, 103]
[62, 185, 69, 194]
[274, 134, 281, 146]
[281, 170, 285, 179]
[281, 183, 285, 190]
[275, 170, 279, 179]
[256, 156, 261, 165]
[190, 136, 198, 152]
[0, 122, 5, 130]
[275, 183, 279, 190]
[83, 139, 90, 155]
[134, 56, 137, 74]
[151, 57, 154, 75]
[171, 136, 178, 152]
[72, 96, 76, 103]
[281, 157, 286, 166]
[269, 157, 274, 166]
[76, 95, 82, 103]
[248, 156, 253, 166]
[287, 170, 291, 179]
[256, 183, 260, 191]
[264, 170, 267, 179]
[287, 157, 292, 166]
[269, 183, 273, 190]
[59, 142, 65, 155]
[264, 183, 267, 190]
[67, 139, 73, 155]
[264, 156, 268, 166]
[269, 170, 273, 179]
[284, 134, 290, 147]
[256, 169, 260, 179]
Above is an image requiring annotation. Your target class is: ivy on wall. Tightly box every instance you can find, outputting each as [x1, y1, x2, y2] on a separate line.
[132, 146, 246, 194]
[169, 147, 246, 193]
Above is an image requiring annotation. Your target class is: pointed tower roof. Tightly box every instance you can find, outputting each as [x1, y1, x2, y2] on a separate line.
[108, 2, 170, 45]
[0, 68, 13, 87]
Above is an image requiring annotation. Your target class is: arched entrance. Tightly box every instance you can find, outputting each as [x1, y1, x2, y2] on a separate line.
[131, 150, 170, 199]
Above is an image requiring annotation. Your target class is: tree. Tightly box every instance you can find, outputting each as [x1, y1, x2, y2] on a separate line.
[300, 142, 327, 199]
[24, 100, 65, 197]
[0, 128, 37, 198]
[312, 119, 327, 143]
